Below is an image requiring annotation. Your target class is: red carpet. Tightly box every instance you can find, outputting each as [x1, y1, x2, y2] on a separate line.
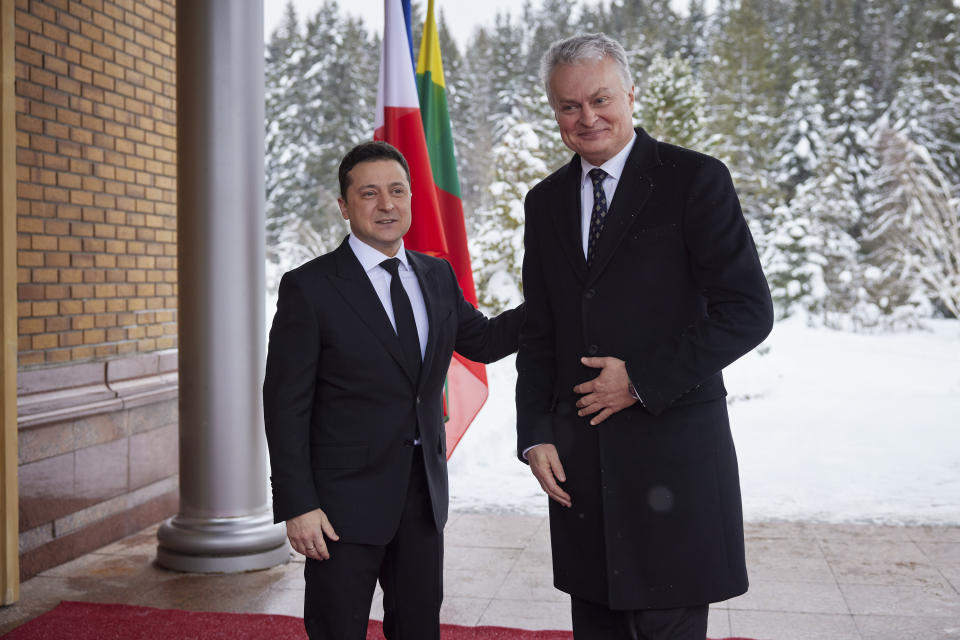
[0, 601, 754, 639]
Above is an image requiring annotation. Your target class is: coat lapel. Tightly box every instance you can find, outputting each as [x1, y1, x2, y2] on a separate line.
[586, 128, 659, 284]
[550, 157, 588, 283]
[329, 240, 418, 386]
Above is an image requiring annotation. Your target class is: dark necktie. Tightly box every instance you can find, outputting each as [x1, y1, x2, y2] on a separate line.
[380, 258, 421, 378]
[586, 168, 608, 268]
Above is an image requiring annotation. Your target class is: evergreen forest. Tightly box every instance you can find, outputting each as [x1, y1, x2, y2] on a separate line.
[265, 0, 960, 328]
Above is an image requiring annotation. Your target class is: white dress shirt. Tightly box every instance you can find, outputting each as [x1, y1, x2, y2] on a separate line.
[348, 234, 429, 359]
[578, 132, 638, 259]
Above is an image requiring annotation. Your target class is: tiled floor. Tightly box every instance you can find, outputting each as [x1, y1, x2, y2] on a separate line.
[1, 513, 958, 639]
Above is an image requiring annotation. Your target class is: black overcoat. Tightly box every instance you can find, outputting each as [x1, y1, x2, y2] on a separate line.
[264, 238, 521, 543]
[516, 128, 774, 610]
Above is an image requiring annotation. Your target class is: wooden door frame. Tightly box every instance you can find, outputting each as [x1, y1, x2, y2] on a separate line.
[0, 0, 20, 605]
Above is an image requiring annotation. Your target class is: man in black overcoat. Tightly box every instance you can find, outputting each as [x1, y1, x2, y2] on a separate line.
[264, 142, 522, 640]
[516, 34, 774, 639]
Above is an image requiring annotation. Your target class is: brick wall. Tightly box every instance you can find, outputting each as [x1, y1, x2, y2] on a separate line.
[11, 0, 180, 579]
[15, 0, 177, 367]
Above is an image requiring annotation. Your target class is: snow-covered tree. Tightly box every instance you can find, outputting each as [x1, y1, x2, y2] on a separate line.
[265, 1, 377, 266]
[260, 0, 960, 327]
[760, 202, 822, 318]
[636, 53, 707, 150]
[865, 123, 960, 318]
[786, 133, 864, 321]
[823, 55, 876, 238]
[773, 66, 825, 199]
[885, 34, 960, 196]
[471, 123, 549, 313]
[703, 0, 781, 231]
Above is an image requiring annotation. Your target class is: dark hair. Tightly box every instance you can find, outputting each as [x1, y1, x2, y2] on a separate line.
[338, 141, 411, 200]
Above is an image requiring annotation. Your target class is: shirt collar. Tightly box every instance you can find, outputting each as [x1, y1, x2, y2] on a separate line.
[579, 131, 637, 184]
[348, 234, 410, 274]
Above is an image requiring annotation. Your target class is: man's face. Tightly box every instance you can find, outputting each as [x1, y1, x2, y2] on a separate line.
[549, 56, 635, 166]
[338, 159, 412, 257]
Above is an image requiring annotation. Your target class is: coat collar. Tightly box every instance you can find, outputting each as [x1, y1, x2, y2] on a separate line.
[550, 127, 660, 285]
[588, 128, 658, 282]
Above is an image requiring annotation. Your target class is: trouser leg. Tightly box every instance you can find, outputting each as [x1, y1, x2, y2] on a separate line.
[303, 540, 383, 640]
[380, 449, 443, 640]
[630, 604, 708, 640]
[572, 596, 708, 640]
[571, 595, 633, 640]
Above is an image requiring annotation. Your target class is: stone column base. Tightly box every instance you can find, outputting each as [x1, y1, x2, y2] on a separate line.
[156, 511, 289, 573]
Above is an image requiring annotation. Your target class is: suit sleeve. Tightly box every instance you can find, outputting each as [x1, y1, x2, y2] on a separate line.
[626, 157, 774, 415]
[262, 271, 323, 523]
[445, 260, 525, 364]
[514, 191, 557, 460]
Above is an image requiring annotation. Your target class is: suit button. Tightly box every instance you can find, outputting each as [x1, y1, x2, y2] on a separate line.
[416, 395, 421, 405]
[583, 288, 595, 299]
[587, 344, 598, 355]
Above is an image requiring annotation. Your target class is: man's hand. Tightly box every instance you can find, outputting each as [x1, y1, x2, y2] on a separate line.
[286, 508, 339, 561]
[573, 356, 638, 425]
[527, 444, 572, 508]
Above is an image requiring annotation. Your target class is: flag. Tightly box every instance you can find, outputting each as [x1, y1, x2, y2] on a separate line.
[415, 0, 489, 457]
[375, 0, 489, 458]
[374, 0, 448, 255]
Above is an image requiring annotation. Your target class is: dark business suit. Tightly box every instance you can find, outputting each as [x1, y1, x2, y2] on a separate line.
[517, 128, 773, 617]
[264, 237, 521, 638]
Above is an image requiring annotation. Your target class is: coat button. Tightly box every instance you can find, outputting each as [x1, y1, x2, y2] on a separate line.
[583, 288, 595, 299]
[587, 344, 598, 355]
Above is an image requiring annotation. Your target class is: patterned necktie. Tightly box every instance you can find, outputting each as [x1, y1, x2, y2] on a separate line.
[586, 168, 608, 268]
[380, 258, 421, 377]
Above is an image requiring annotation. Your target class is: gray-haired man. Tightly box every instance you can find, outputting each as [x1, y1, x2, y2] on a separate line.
[516, 33, 773, 639]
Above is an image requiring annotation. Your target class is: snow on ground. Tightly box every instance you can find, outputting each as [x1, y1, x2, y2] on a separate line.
[449, 316, 960, 525]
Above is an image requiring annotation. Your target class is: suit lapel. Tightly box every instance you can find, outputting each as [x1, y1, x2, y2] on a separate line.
[406, 250, 442, 392]
[329, 240, 418, 386]
[550, 158, 588, 283]
[587, 128, 659, 284]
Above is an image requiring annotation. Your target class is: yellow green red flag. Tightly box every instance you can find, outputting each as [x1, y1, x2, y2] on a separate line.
[415, 0, 488, 457]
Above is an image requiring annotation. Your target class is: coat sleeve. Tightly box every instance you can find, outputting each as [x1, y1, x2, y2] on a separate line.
[626, 157, 774, 415]
[262, 271, 323, 523]
[514, 190, 558, 460]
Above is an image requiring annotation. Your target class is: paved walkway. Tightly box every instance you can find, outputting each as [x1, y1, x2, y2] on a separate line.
[1, 513, 958, 639]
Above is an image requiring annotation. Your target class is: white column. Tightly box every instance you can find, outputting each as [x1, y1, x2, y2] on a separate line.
[156, 0, 288, 572]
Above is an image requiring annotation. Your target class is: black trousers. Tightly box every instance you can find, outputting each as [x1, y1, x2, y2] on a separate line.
[303, 450, 443, 640]
[571, 596, 708, 640]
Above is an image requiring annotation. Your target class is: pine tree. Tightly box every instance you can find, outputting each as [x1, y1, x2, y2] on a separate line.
[772, 65, 826, 199]
[471, 122, 549, 313]
[635, 53, 707, 150]
[265, 3, 319, 267]
[864, 122, 960, 319]
[677, 0, 709, 74]
[264, 1, 378, 270]
[793, 120, 868, 321]
[761, 201, 822, 318]
[824, 54, 876, 239]
[702, 0, 780, 231]
[451, 26, 499, 225]
[884, 1, 960, 194]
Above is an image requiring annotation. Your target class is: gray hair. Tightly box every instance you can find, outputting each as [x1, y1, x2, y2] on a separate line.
[539, 33, 633, 106]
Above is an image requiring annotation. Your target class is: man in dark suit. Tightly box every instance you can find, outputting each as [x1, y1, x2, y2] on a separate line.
[263, 141, 522, 640]
[516, 34, 774, 639]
